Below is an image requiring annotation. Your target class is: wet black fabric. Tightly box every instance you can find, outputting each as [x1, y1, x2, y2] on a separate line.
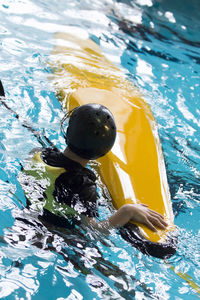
[41, 148, 99, 219]
[118, 223, 177, 259]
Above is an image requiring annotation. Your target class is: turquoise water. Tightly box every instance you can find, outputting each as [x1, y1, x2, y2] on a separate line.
[0, 0, 200, 299]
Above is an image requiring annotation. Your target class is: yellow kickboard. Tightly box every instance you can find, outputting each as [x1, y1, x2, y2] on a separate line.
[51, 32, 175, 244]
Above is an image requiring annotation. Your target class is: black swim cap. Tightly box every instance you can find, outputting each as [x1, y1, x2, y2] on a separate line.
[65, 103, 116, 160]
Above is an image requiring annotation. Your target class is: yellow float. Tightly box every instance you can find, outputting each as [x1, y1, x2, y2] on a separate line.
[49, 32, 176, 258]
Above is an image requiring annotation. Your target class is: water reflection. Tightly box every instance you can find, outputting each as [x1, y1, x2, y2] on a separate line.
[1, 205, 156, 299]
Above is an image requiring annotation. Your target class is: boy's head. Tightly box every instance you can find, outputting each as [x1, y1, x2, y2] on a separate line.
[64, 103, 116, 160]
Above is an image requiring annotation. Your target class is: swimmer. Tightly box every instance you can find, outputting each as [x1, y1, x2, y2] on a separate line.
[0, 80, 167, 232]
[36, 103, 168, 233]
[0, 80, 172, 257]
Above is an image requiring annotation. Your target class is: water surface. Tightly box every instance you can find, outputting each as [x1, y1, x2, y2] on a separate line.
[0, 0, 200, 299]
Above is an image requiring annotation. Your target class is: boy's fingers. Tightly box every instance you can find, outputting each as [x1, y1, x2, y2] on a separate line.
[149, 216, 167, 229]
[144, 218, 157, 232]
[152, 214, 168, 227]
[148, 211, 168, 226]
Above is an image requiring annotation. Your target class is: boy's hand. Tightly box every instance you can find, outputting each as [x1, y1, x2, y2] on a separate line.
[128, 203, 168, 232]
[107, 203, 168, 231]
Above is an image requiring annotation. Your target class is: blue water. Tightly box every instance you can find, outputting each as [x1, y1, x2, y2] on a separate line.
[0, 0, 200, 299]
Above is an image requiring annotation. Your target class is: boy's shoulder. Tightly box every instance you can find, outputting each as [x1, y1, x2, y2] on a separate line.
[41, 147, 96, 182]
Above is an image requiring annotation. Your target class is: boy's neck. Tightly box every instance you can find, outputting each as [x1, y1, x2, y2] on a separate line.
[63, 147, 89, 167]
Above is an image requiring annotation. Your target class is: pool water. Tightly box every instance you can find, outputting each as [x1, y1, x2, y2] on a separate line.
[0, 0, 200, 299]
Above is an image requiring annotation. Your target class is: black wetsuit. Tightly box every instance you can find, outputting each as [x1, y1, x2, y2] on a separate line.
[40, 148, 99, 228]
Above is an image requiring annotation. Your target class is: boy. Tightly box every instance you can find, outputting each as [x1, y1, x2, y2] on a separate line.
[38, 103, 167, 233]
[0, 80, 169, 257]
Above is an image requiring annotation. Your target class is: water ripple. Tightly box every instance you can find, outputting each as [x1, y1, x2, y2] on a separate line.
[0, 0, 200, 299]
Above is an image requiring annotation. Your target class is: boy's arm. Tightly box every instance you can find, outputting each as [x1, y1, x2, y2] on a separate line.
[89, 203, 168, 232]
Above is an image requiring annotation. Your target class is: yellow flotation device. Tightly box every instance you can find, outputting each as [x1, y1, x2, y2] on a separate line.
[50, 33, 176, 255]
